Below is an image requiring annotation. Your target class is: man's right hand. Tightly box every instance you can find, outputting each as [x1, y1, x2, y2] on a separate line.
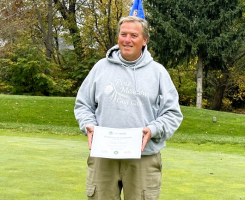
[86, 126, 94, 150]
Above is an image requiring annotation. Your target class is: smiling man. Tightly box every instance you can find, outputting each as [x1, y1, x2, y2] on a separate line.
[118, 20, 147, 61]
[74, 16, 183, 200]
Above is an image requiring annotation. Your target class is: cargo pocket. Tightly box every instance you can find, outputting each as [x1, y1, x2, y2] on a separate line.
[156, 152, 162, 171]
[86, 184, 96, 197]
[143, 188, 160, 200]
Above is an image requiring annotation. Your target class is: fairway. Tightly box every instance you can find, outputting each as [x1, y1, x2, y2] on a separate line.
[0, 133, 244, 200]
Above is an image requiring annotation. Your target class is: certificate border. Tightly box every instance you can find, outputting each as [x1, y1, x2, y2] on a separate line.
[90, 126, 143, 159]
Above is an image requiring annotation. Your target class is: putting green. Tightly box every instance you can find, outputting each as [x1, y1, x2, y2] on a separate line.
[161, 143, 245, 199]
[0, 135, 87, 200]
[0, 135, 244, 200]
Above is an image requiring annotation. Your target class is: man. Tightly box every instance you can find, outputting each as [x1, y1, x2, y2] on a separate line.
[74, 16, 183, 200]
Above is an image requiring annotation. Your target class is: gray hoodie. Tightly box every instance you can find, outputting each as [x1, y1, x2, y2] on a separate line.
[74, 45, 183, 155]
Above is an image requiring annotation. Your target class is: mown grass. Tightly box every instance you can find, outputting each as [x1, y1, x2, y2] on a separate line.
[161, 142, 245, 200]
[170, 106, 245, 146]
[0, 94, 245, 199]
[0, 95, 77, 127]
[0, 132, 87, 200]
[0, 94, 80, 135]
[0, 131, 244, 200]
[1, 94, 245, 146]
[178, 106, 245, 137]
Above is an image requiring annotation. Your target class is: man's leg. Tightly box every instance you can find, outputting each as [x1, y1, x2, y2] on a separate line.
[86, 156, 122, 200]
[121, 153, 162, 200]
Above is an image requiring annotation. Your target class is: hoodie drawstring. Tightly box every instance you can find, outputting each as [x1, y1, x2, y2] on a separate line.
[118, 50, 143, 95]
[133, 65, 139, 94]
[121, 63, 139, 94]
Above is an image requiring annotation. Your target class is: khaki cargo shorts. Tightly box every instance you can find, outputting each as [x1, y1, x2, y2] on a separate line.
[86, 152, 162, 200]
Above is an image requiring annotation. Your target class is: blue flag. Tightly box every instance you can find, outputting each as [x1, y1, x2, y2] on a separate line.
[129, 0, 145, 19]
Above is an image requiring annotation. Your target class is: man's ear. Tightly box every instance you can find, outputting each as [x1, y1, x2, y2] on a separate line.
[143, 38, 147, 46]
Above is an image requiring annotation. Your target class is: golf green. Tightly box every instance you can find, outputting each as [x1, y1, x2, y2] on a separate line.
[0, 134, 244, 200]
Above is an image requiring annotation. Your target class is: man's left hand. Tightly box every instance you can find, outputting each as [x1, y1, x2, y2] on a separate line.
[141, 127, 151, 152]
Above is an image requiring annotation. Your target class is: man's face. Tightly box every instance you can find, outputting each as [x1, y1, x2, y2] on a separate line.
[118, 21, 147, 61]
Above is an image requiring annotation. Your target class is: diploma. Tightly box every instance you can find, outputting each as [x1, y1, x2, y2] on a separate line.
[90, 126, 143, 159]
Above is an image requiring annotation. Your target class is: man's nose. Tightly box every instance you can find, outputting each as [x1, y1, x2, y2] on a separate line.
[125, 34, 131, 42]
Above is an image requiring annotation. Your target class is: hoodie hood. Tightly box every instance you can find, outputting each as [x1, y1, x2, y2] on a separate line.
[106, 45, 153, 93]
[106, 44, 153, 69]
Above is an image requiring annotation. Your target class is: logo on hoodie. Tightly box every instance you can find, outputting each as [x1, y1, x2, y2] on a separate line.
[104, 79, 147, 107]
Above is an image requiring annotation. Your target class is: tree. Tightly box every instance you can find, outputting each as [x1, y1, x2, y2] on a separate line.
[0, 0, 26, 51]
[216, 44, 245, 110]
[168, 62, 197, 106]
[53, 0, 85, 61]
[145, 0, 245, 108]
[81, 0, 131, 54]
[69, 0, 131, 90]
[0, 0, 132, 96]
[0, 40, 56, 95]
[33, 0, 53, 63]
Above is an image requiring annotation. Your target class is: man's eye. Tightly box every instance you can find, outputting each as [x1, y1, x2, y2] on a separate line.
[132, 35, 137, 38]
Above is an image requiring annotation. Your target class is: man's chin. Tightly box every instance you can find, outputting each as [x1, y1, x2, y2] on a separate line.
[121, 52, 131, 57]
[121, 54, 135, 61]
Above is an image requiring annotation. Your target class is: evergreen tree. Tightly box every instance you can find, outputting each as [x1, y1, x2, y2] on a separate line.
[145, 0, 245, 108]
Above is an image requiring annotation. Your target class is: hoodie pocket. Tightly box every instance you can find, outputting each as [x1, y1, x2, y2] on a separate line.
[143, 188, 160, 200]
[86, 184, 96, 197]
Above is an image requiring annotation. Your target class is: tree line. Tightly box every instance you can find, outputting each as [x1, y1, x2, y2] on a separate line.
[0, 0, 245, 111]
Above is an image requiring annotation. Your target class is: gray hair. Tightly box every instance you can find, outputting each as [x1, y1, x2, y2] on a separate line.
[118, 16, 150, 42]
